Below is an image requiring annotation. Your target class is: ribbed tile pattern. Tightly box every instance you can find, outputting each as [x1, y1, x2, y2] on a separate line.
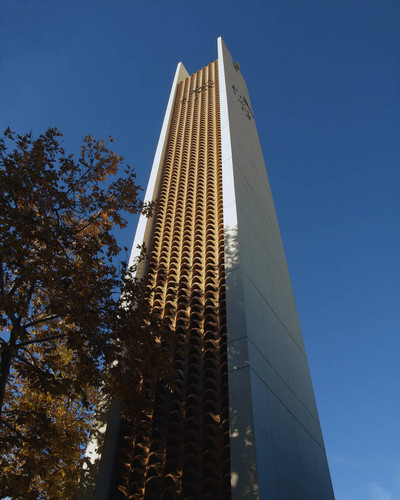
[109, 61, 231, 499]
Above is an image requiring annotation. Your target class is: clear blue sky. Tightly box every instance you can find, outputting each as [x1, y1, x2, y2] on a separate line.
[1, 1, 399, 498]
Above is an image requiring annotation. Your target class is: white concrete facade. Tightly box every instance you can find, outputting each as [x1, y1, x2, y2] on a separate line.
[218, 38, 334, 499]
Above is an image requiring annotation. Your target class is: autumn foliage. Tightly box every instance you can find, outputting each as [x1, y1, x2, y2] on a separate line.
[0, 128, 173, 498]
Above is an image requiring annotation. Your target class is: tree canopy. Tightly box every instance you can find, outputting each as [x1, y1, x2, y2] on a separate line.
[0, 128, 173, 498]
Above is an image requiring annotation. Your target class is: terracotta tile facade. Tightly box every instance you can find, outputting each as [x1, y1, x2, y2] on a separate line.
[109, 61, 231, 499]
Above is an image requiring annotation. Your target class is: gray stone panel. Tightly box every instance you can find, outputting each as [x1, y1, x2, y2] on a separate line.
[218, 37, 334, 498]
[229, 366, 259, 499]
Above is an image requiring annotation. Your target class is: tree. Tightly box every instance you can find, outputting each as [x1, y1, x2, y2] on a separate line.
[0, 128, 173, 498]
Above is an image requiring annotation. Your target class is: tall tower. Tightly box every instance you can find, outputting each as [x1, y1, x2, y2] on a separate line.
[82, 38, 334, 499]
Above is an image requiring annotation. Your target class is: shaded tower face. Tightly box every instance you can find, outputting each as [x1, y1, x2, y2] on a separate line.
[83, 38, 334, 500]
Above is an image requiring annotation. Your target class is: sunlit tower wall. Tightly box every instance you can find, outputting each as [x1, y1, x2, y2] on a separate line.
[83, 38, 334, 499]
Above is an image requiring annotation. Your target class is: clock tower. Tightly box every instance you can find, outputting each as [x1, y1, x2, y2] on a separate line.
[80, 38, 334, 500]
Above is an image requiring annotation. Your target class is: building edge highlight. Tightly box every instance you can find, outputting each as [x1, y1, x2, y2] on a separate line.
[129, 61, 190, 275]
[79, 37, 334, 499]
[77, 62, 191, 500]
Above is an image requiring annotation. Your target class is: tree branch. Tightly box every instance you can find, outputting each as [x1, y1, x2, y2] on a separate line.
[16, 332, 66, 349]
[0, 416, 28, 442]
[6, 239, 34, 299]
[0, 259, 4, 299]
[14, 353, 38, 371]
[23, 314, 61, 329]
[19, 346, 40, 368]
[13, 354, 54, 384]
[24, 281, 37, 310]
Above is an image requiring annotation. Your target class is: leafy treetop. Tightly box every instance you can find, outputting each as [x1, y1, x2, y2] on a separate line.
[0, 128, 173, 498]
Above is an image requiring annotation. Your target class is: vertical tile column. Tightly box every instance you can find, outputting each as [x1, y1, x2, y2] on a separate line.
[109, 62, 231, 500]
